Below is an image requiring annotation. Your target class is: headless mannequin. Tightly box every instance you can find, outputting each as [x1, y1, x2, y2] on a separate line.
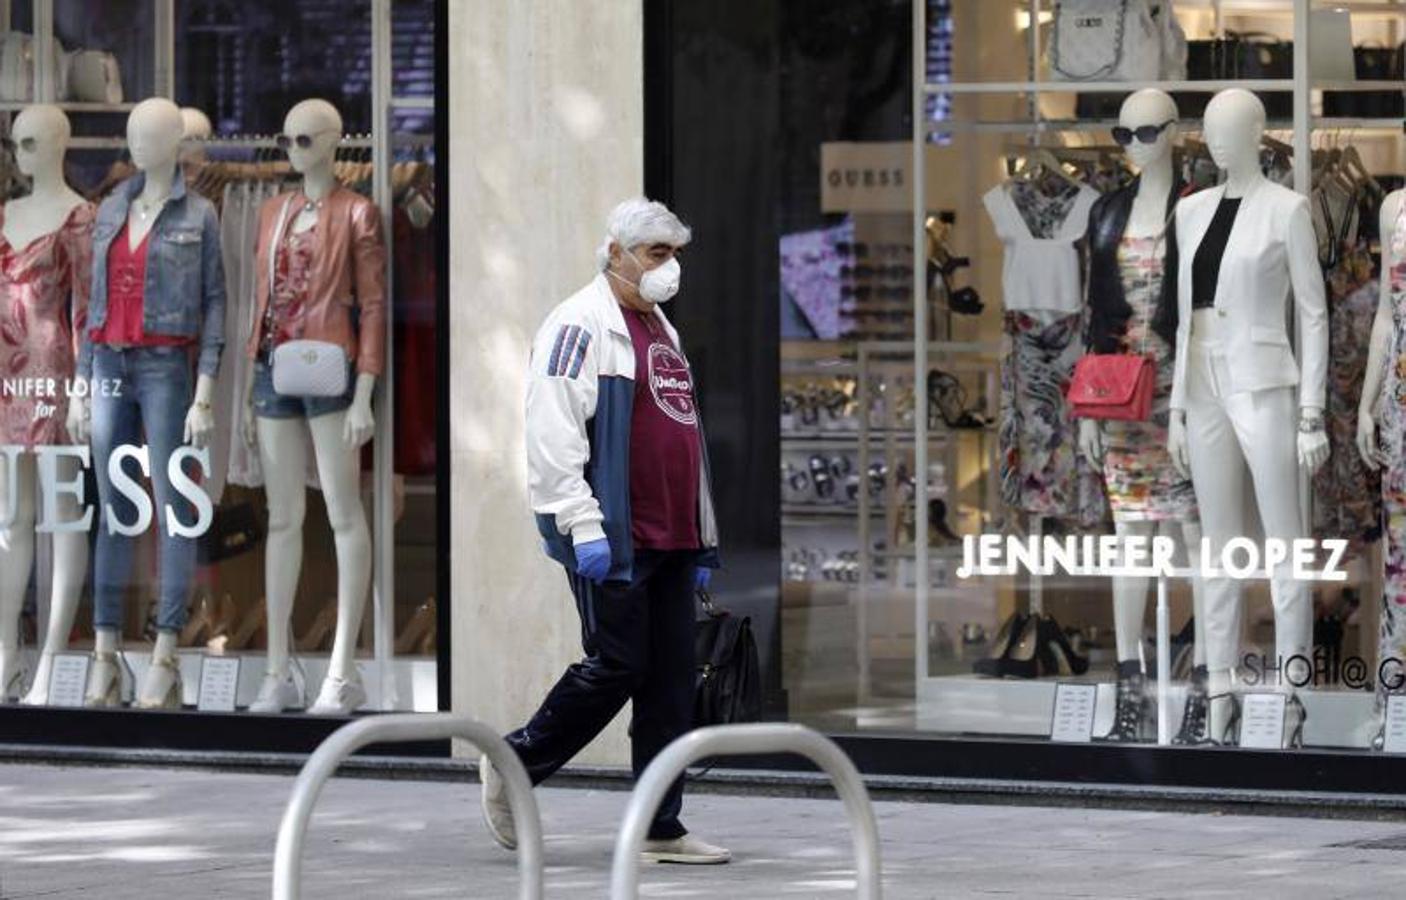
[1356, 187, 1405, 747]
[74, 98, 219, 708]
[0, 106, 89, 703]
[1077, 91, 1207, 720]
[1167, 90, 1330, 742]
[242, 99, 377, 714]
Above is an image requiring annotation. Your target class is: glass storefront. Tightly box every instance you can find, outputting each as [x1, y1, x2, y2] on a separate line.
[655, 0, 1406, 760]
[0, 0, 443, 734]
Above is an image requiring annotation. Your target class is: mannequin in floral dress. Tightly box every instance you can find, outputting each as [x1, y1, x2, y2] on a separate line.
[0, 105, 94, 703]
[1355, 186, 1406, 747]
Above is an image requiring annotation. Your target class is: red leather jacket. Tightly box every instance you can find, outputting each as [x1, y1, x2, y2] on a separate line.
[247, 185, 387, 375]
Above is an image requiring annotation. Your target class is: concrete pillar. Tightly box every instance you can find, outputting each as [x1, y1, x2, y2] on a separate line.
[447, 0, 641, 763]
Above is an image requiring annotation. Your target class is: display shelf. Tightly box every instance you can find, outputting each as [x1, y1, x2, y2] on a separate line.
[782, 504, 885, 519]
[930, 116, 1406, 136]
[928, 78, 1296, 96]
[0, 101, 136, 113]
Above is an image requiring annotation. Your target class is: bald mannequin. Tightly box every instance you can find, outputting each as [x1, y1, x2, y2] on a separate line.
[179, 107, 213, 168]
[0, 105, 90, 704]
[79, 97, 219, 709]
[242, 99, 378, 714]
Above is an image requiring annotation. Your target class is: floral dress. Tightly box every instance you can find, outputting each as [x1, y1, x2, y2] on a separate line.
[1379, 198, 1406, 699]
[998, 182, 1107, 527]
[1097, 237, 1198, 522]
[0, 202, 94, 446]
[1313, 193, 1382, 558]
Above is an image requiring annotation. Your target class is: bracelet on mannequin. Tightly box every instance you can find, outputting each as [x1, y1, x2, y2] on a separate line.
[343, 373, 377, 448]
[1296, 405, 1330, 474]
[183, 374, 217, 449]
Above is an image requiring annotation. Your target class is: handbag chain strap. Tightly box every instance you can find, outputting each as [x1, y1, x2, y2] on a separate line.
[1128, 195, 1178, 359]
[261, 193, 299, 353]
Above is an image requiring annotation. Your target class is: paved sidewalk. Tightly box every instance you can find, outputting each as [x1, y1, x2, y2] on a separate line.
[2, 762, 1406, 898]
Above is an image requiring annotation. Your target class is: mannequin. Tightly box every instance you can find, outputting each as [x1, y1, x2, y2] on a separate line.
[74, 97, 225, 709]
[1079, 89, 1207, 742]
[1355, 187, 1406, 749]
[0, 105, 92, 704]
[1166, 90, 1330, 746]
[241, 99, 384, 715]
[179, 106, 212, 169]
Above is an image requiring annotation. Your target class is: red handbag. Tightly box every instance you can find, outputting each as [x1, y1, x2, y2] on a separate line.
[1067, 354, 1155, 421]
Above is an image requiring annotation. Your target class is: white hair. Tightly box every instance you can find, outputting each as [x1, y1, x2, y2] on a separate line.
[595, 197, 692, 271]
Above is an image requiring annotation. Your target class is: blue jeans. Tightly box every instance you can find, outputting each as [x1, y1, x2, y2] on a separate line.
[91, 345, 197, 633]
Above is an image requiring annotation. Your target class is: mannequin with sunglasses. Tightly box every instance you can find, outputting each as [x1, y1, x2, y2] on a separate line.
[0, 105, 94, 704]
[1079, 89, 1207, 743]
[74, 97, 225, 709]
[240, 99, 386, 714]
[1166, 89, 1329, 747]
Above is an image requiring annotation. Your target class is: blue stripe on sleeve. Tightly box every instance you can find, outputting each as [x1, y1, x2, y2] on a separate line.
[567, 331, 591, 379]
[547, 325, 570, 376]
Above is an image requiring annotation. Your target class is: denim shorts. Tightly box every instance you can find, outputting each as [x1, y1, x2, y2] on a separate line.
[251, 359, 355, 420]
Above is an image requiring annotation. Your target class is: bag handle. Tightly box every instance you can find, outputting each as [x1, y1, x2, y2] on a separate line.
[1126, 201, 1178, 359]
[697, 588, 729, 619]
[262, 192, 299, 344]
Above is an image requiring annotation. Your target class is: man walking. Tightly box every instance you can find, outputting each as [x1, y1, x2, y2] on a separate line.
[480, 198, 728, 864]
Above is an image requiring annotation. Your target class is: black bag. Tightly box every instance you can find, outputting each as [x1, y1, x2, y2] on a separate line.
[1176, 32, 1294, 118]
[693, 590, 762, 727]
[1323, 44, 1404, 119]
[197, 501, 265, 564]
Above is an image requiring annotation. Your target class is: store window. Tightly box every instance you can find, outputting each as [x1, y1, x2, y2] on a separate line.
[775, 0, 1406, 754]
[0, 0, 441, 724]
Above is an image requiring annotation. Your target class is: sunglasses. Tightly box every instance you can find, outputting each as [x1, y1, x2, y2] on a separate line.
[1112, 120, 1175, 147]
[1, 136, 37, 154]
[275, 129, 338, 151]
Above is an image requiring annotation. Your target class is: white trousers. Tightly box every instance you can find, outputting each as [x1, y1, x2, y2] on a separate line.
[1183, 330, 1312, 677]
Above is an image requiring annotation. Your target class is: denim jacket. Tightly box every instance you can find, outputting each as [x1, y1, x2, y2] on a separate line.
[78, 168, 225, 379]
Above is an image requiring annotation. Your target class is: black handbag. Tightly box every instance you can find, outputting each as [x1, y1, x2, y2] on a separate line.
[197, 501, 265, 564]
[1323, 44, 1404, 119]
[693, 590, 762, 727]
[1176, 32, 1293, 118]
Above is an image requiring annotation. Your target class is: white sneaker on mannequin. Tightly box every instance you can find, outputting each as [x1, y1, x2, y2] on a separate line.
[307, 671, 366, 715]
[249, 671, 303, 713]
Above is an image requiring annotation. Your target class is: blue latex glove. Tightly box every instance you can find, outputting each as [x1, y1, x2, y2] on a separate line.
[695, 567, 712, 591]
[574, 538, 612, 583]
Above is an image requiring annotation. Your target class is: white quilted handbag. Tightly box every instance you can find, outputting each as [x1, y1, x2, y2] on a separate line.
[266, 194, 348, 397]
[271, 340, 349, 398]
[1048, 0, 1186, 82]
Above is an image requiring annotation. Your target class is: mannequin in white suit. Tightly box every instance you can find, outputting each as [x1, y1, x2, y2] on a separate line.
[1166, 90, 1329, 747]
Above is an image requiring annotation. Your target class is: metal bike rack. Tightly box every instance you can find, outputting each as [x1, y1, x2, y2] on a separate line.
[272, 713, 543, 900]
[609, 723, 883, 899]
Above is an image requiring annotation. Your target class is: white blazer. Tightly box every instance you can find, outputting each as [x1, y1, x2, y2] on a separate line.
[1169, 177, 1327, 412]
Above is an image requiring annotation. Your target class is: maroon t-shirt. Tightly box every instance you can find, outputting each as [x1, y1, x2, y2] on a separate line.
[623, 307, 701, 550]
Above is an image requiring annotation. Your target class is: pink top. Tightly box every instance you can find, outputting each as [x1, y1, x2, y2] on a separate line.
[0, 202, 95, 446]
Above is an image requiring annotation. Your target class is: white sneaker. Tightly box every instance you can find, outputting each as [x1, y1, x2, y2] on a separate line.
[307, 673, 366, 715]
[479, 755, 517, 850]
[641, 834, 731, 865]
[248, 671, 303, 713]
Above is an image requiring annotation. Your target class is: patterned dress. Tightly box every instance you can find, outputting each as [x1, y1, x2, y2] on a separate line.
[998, 182, 1107, 527]
[1379, 199, 1406, 698]
[0, 202, 94, 447]
[1097, 237, 1198, 522]
[1313, 195, 1382, 557]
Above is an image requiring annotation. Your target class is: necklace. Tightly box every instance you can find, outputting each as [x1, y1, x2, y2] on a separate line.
[133, 192, 169, 222]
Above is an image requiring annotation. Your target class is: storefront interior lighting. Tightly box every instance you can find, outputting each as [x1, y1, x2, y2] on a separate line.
[1015, 10, 1054, 30]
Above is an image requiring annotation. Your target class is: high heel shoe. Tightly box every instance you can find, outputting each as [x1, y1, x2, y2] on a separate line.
[1283, 694, 1306, 750]
[1098, 662, 1150, 742]
[1208, 692, 1241, 746]
[1037, 615, 1090, 677]
[972, 612, 1039, 679]
[84, 651, 123, 708]
[395, 599, 436, 655]
[135, 655, 183, 710]
[1173, 666, 1211, 745]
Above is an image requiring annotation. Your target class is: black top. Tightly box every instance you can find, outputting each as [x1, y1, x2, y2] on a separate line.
[1191, 197, 1242, 309]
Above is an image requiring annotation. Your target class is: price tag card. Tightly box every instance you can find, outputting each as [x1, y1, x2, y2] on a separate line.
[48, 654, 91, 708]
[1382, 696, 1406, 754]
[197, 656, 240, 712]
[1049, 683, 1098, 743]
[1238, 693, 1288, 750]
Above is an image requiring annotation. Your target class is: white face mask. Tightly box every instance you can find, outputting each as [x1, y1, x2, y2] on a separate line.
[617, 249, 681, 304]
